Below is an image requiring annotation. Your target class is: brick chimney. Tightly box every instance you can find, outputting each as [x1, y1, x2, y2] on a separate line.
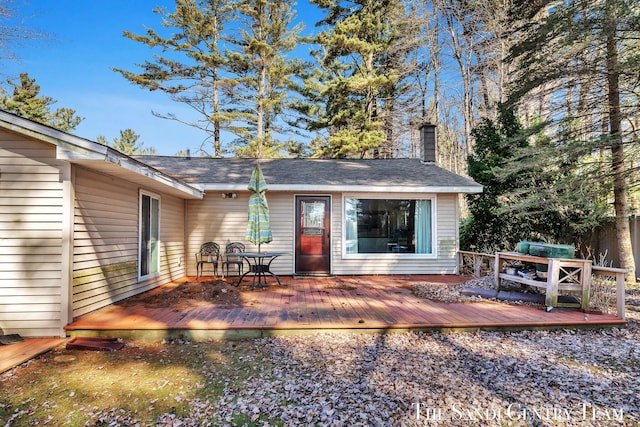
[420, 123, 437, 163]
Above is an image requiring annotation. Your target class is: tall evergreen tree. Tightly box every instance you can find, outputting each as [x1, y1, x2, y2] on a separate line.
[117, 0, 302, 158]
[115, 0, 234, 157]
[308, 0, 415, 158]
[112, 129, 157, 155]
[506, 0, 640, 280]
[226, 0, 304, 158]
[0, 72, 83, 132]
[48, 107, 83, 133]
[376, 0, 423, 158]
[461, 106, 555, 251]
[0, 73, 49, 122]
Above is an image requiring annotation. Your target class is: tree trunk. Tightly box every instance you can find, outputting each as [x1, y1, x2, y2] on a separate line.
[213, 66, 221, 157]
[212, 15, 221, 158]
[605, 0, 636, 281]
[384, 92, 395, 158]
[432, 5, 440, 125]
[443, 6, 472, 164]
[256, 60, 266, 158]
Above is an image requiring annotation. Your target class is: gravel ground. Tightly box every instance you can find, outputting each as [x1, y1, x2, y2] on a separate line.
[149, 321, 640, 427]
[152, 281, 640, 427]
[5, 278, 639, 426]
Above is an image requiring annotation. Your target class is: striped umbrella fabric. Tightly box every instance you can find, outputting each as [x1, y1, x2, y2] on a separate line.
[245, 163, 272, 251]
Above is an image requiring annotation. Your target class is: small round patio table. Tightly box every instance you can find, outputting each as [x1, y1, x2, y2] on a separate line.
[235, 252, 288, 288]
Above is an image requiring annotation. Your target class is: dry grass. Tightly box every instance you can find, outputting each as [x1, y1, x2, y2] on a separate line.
[0, 339, 265, 426]
[2, 275, 639, 426]
[589, 275, 619, 314]
[588, 252, 639, 314]
[2, 325, 639, 426]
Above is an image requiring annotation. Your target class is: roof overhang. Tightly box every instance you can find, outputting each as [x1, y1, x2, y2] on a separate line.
[201, 183, 483, 193]
[0, 111, 204, 200]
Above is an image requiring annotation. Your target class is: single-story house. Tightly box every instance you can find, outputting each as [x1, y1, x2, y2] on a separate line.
[0, 110, 482, 338]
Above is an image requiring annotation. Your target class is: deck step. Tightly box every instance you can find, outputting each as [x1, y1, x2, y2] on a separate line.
[66, 337, 125, 351]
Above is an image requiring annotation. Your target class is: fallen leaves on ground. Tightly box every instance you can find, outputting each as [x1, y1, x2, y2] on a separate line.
[119, 279, 246, 309]
[407, 276, 493, 303]
[2, 278, 639, 426]
[3, 323, 638, 426]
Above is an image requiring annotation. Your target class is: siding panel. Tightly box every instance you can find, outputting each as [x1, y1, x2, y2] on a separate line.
[72, 167, 139, 317]
[0, 133, 65, 337]
[186, 191, 294, 276]
[187, 191, 460, 276]
[72, 167, 186, 317]
[157, 194, 186, 283]
[1, 129, 189, 335]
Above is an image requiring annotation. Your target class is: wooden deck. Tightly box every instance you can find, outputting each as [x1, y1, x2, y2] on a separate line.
[1, 275, 624, 374]
[0, 338, 67, 374]
[64, 275, 627, 341]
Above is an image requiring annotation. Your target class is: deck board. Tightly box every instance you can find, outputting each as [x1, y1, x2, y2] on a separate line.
[0, 338, 67, 374]
[64, 275, 627, 340]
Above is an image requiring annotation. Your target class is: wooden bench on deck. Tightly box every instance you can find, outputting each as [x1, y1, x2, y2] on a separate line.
[495, 251, 592, 311]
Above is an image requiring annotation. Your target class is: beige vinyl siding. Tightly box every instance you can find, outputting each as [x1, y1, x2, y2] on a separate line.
[188, 191, 460, 277]
[158, 194, 187, 283]
[0, 133, 66, 337]
[73, 167, 138, 316]
[331, 193, 459, 275]
[436, 194, 460, 270]
[186, 191, 294, 276]
[72, 167, 185, 317]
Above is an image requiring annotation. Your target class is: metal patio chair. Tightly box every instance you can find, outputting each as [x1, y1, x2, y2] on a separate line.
[222, 242, 246, 277]
[195, 242, 221, 278]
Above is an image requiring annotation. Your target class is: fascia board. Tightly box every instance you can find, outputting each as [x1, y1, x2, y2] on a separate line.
[57, 146, 204, 199]
[1, 114, 108, 158]
[202, 184, 483, 193]
[0, 112, 203, 199]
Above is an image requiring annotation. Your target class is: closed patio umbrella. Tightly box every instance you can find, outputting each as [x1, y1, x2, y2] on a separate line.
[245, 163, 272, 252]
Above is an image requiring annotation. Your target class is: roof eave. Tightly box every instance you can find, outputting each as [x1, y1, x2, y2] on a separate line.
[0, 111, 204, 199]
[202, 184, 483, 193]
[57, 146, 204, 199]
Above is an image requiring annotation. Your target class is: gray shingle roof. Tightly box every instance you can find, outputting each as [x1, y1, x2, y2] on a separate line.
[134, 156, 482, 193]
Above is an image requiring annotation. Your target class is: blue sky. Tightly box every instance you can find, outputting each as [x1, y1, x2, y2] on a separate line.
[4, 0, 319, 155]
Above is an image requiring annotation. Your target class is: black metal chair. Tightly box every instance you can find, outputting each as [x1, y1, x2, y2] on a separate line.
[195, 242, 221, 278]
[222, 242, 246, 277]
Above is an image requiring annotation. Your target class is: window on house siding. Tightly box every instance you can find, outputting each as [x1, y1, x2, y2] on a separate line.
[345, 198, 433, 255]
[140, 192, 160, 277]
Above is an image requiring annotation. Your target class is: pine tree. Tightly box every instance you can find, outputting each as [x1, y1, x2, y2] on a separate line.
[117, 0, 302, 159]
[112, 129, 157, 155]
[0, 73, 50, 122]
[115, 0, 234, 157]
[225, 0, 304, 158]
[0, 73, 83, 132]
[308, 0, 415, 158]
[49, 107, 83, 133]
[461, 106, 554, 251]
[506, 0, 639, 280]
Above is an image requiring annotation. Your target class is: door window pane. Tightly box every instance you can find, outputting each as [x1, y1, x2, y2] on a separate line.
[302, 201, 325, 233]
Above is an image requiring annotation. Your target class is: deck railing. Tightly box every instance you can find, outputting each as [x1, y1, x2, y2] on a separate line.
[590, 266, 628, 320]
[458, 250, 627, 319]
[458, 250, 496, 277]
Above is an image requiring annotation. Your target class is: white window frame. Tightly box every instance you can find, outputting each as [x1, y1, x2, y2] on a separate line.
[342, 193, 437, 259]
[139, 190, 161, 280]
